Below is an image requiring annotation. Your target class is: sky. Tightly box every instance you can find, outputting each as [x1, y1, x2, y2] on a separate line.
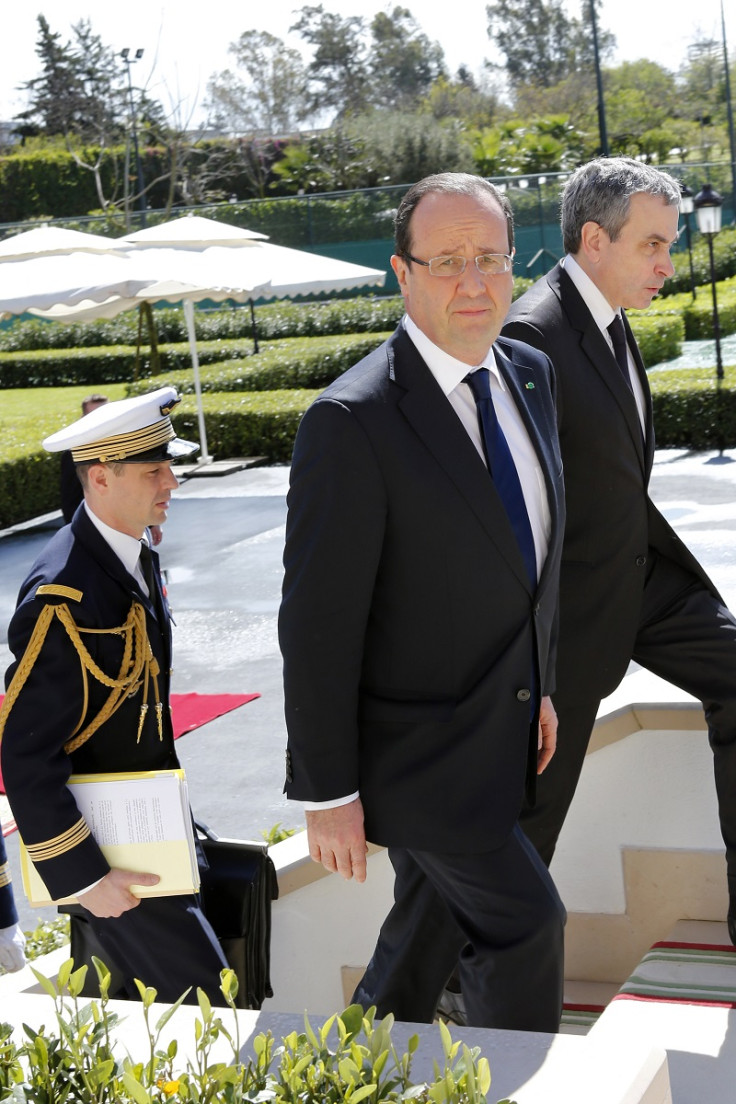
[0, 0, 731, 127]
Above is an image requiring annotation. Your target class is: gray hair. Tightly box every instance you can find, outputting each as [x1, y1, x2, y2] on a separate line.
[561, 157, 680, 255]
[395, 172, 515, 258]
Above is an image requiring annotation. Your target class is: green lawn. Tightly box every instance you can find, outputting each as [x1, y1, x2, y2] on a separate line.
[1, 383, 130, 459]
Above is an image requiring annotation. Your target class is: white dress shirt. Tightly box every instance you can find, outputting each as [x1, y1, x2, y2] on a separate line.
[562, 255, 647, 433]
[84, 503, 152, 595]
[302, 317, 552, 811]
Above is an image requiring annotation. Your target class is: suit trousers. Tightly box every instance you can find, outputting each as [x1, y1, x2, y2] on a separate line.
[65, 893, 229, 1005]
[352, 825, 565, 1032]
[352, 552, 736, 1023]
[525, 551, 736, 872]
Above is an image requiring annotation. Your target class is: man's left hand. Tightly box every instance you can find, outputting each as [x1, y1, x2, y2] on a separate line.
[305, 799, 368, 882]
[537, 695, 558, 773]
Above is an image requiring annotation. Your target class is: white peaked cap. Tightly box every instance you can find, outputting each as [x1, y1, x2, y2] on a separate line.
[43, 386, 198, 463]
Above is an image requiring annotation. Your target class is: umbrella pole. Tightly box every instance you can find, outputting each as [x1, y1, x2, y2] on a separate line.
[183, 298, 211, 463]
[249, 297, 259, 353]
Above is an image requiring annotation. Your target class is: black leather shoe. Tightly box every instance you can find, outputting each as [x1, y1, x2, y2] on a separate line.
[728, 909, 736, 946]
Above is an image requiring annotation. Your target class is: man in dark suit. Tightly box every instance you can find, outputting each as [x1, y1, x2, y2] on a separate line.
[279, 172, 567, 1031]
[362, 156, 736, 1025]
[504, 156, 736, 876]
[0, 387, 228, 1003]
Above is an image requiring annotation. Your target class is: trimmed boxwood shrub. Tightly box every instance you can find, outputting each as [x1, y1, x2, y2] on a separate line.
[127, 333, 392, 396]
[4, 369, 736, 529]
[0, 297, 406, 352]
[171, 389, 319, 463]
[0, 340, 256, 389]
[650, 366, 736, 449]
[0, 451, 62, 529]
[627, 311, 684, 366]
[0, 390, 318, 529]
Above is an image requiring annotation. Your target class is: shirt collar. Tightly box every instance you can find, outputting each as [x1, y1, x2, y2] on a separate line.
[83, 502, 145, 579]
[562, 254, 619, 331]
[403, 314, 506, 396]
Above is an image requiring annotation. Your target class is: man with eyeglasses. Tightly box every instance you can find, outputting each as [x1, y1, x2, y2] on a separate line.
[279, 172, 566, 1030]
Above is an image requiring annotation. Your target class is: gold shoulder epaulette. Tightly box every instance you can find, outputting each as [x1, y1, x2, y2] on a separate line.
[36, 584, 83, 603]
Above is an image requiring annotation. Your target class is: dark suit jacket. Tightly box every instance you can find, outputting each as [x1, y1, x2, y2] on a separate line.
[0, 505, 177, 900]
[503, 261, 719, 705]
[279, 325, 565, 853]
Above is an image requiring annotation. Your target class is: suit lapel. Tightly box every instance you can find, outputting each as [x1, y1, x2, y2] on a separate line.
[554, 266, 648, 475]
[389, 330, 537, 592]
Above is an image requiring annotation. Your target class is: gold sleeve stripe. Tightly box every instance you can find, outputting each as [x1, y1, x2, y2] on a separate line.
[25, 818, 90, 863]
[0, 861, 11, 888]
[36, 584, 83, 603]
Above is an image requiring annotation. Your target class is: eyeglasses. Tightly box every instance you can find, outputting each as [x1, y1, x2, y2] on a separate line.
[402, 252, 513, 277]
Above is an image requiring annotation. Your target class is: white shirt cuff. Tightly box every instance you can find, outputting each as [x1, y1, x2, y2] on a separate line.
[301, 791, 359, 811]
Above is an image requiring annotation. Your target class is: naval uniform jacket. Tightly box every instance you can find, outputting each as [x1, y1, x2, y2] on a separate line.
[0, 504, 177, 901]
[279, 325, 565, 853]
[502, 262, 720, 705]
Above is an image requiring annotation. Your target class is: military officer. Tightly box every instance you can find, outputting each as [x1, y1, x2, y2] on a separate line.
[0, 387, 228, 1003]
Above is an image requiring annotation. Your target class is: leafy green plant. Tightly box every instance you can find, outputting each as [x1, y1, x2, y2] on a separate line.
[0, 960, 516, 1104]
[262, 822, 298, 845]
[23, 916, 71, 962]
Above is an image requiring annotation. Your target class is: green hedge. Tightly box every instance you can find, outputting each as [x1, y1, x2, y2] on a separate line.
[4, 369, 736, 529]
[666, 226, 736, 297]
[0, 451, 63, 529]
[650, 367, 736, 449]
[127, 333, 391, 396]
[627, 311, 684, 367]
[0, 390, 317, 529]
[0, 297, 406, 352]
[0, 340, 257, 389]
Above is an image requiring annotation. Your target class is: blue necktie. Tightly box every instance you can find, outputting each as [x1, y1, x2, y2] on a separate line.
[465, 368, 537, 587]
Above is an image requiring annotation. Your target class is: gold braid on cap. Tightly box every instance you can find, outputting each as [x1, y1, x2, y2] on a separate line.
[0, 601, 164, 755]
[70, 419, 175, 463]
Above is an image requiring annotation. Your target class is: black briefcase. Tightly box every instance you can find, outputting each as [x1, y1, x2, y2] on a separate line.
[195, 820, 279, 1009]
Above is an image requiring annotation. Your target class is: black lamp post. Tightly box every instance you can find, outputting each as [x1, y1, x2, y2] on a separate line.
[694, 183, 724, 382]
[678, 183, 697, 300]
[694, 182, 726, 455]
[120, 48, 147, 228]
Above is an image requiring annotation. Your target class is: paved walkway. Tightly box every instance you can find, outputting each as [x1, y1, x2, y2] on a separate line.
[3, 448, 736, 932]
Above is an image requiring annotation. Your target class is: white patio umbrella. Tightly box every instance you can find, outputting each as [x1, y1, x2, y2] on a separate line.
[0, 224, 125, 261]
[18, 214, 387, 461]
[0, 250, 162, 318]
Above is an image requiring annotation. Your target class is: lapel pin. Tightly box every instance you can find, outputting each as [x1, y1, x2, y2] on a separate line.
[525, 382, 535, 389]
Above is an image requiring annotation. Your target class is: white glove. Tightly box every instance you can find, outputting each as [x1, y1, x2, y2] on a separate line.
[0, 922, 27, 972]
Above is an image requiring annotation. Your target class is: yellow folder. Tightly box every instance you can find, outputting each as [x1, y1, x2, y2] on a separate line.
[20, 769, 200, 906]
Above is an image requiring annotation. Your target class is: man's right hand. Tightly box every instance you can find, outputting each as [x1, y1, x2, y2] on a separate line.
[77, 868, 160, 917]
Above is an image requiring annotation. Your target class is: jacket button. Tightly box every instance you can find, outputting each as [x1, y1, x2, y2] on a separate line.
[636, 555, 647, 568]
[516, 688, 531, 703]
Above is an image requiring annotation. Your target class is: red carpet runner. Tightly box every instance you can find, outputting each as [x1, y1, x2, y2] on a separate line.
[0, 691, 259, 833]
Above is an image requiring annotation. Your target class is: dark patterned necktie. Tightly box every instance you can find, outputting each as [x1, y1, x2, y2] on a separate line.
[139, 542, 162, 619]
[465, 368, 537, 586]
[607, 313, 633, 391]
